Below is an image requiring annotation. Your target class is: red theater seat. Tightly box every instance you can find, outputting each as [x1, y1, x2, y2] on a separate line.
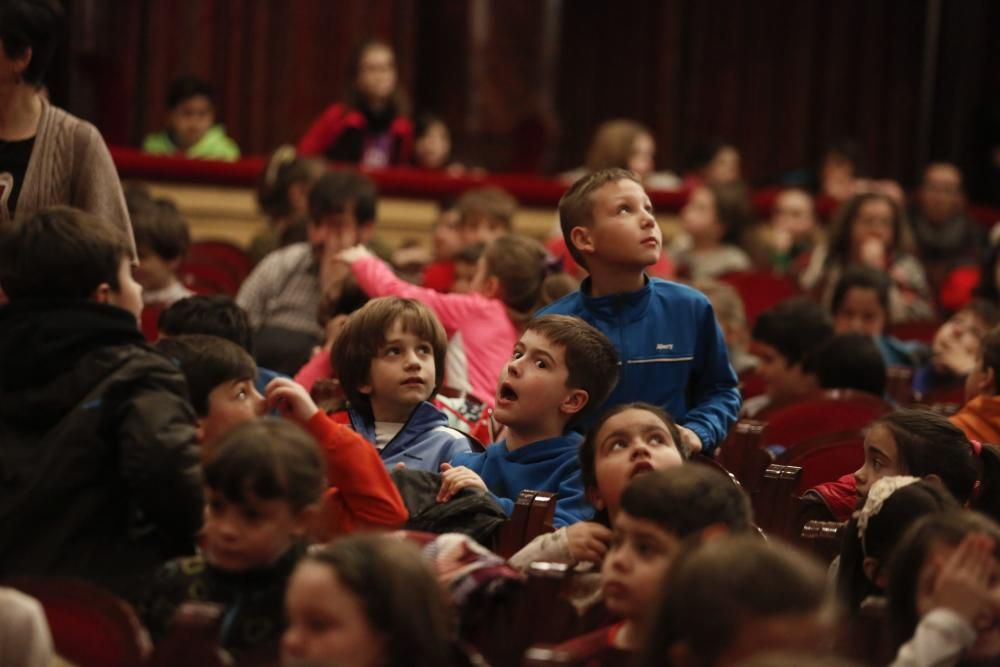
[718, 270, 800, 327]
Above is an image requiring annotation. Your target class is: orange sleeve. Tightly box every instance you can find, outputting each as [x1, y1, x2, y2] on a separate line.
[304, 411, 408, 536]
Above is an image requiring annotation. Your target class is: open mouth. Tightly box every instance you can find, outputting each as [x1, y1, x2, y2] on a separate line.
[630, 461, 654, 478]
[401, 376, 426, 387]
[497, 382, 518, 403]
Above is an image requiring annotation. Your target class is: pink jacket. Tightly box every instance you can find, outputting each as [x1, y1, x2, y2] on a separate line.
[350, 256, 517, 406]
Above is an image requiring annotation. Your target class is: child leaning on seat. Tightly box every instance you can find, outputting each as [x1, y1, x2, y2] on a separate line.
[438, 314, 619, 528]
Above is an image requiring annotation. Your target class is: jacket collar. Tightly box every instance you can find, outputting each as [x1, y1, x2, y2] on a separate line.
[578, 274, 653, 322]
[349, 401, 449, 455]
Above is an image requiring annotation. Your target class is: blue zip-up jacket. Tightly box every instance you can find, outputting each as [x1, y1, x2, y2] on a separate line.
[349, 401, 474, 472]
[450, 432, 593, 528]
[537, 276, 740, 453]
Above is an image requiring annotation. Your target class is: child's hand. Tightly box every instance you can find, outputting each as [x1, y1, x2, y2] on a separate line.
[265, 378, 320, 423]
[336, 244, 374, 265]
[924, 532, 997, 625]
[437, 463, 487, 502]
[566, 521, 613, 564]
[677, 425, 703, 454]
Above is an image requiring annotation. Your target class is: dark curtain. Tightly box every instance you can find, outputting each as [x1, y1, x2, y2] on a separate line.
[56, 0, 1000, 188]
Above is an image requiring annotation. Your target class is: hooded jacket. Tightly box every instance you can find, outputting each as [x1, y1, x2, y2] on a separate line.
[450, 433, 593, 529]
[0, 300, 203, 598]
[346, 401, 476, 473]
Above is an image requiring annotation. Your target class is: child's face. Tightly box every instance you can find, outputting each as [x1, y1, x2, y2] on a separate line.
[357, 44, 397, 105]
[133, 246, 180, 292]
[282, 561, 386, 667]
[849, 199, 894, 259]
[494, 329, 578, 435]
[199, 378, 266, 448]
[771, 190, 816, 241]
[590, 408, 685, 519]
[451, 259, 477, 294]
[107, 257, 144, 323]
[704, 145, 741, 185]
[915, 540, 1000, 659]
[415, 121, 451, 170]
[601, 510, 679, 622]
[361, 318, 436, 422]
[460, 214, 508, 246]
[853, 424, 903, 498]
[202, 488, 305, 572]
[580, 178, 661, 270]
[168, 94, 214, 150]
[628, 133, 656, 180]
[308, 206, 361, 259]
[919, 164, 964, 224]
[932, 310, 990, 375]
[754, 342, 813, 404]
[680, 187, 722, 244]
[833, 287, 886, 337]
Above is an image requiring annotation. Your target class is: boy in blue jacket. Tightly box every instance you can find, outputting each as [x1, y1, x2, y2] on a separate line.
[333, 296, 475, 471]
[537, 168, 741, 454]
[439, 315, 620, 528]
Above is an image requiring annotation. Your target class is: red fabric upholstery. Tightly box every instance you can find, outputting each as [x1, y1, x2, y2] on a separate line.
[187, 241, 252, 285]
[779, 431, 865, 493]
[718, 270, 800, 327]
[887, 320, 942, 344]
[760, 390, 891, 450]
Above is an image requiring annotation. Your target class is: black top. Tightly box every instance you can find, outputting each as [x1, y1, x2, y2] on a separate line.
[0, 136, 35, 214]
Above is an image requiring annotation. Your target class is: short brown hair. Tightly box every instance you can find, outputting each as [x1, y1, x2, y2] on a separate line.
[0, 205, 130, 300]
[332, 297, 448, 417]
[127, 187, 190, 261]
[558, 167, 642, 268]
[525, 314, 619, 425]
[455, 186, 517, 230]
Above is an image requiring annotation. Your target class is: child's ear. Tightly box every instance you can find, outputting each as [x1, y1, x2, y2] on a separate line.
[586, 485, 605, 511]
[569, 226, 595, 258]
[480, 275, 501, 299]
[559, 388, 589, 416]
[90, 282, 112, 305]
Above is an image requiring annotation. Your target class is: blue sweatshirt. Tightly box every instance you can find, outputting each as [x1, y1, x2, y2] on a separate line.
[349, 401, 474, 473]
[537, 276, 740, 453]
[450, 432, 593, 528]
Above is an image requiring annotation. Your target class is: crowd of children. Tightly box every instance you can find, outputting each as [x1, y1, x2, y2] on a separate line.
[9, 6, 1000, 666]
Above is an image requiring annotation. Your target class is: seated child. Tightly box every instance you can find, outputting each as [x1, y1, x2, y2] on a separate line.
[670, 182, 753, 280]
[249, 145, 325, 265]
[802, 332, 887, 398]
[540, 168, 740, 454]
[509, 402, 691, 569]
[552, 464, 755, 662]
[886, 511, 1000, 666]
[439, 315, 620, 528]
[331, 296, 475, 472]
[154, 334, 408, 534]
[126, 187, 193, 307]
[743, 298, 834, 417]
[831, 265, 924, 367]
[450, 242, 485, 294]
[421, 202, 462, 291]
[455, 186, 517, 246]
[951, 324, 1000, 443]
[158, 294, 283, 394]
[282, 535, 456, 667]
[835, 476, 959, 615]
[142, 75, 240, 161]
[914, 299, 1000, 399]
[142, 418, 324, 660]
[635, 536, 832, 667]
[155, 334, 266, 447]
[810, 408, 1000, 522]
[748, 187, 822, 277]
[0, 206, 201, 598]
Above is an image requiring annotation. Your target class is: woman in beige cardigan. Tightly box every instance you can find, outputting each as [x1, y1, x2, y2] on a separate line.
[0, 0, 133, 256]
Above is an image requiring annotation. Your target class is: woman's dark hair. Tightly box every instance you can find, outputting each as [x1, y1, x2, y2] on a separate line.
[887, 511, 1000, 647]
[825, 192, 916, 265]
[635, 536, 828, 667]
[874, 410, 979, 505]
[831, 264, 891, 318]
[0, 0, 65, 85]
[304, 535, 453, 667]
[204, 417, 326, 513]
[836, 479, 959, 614]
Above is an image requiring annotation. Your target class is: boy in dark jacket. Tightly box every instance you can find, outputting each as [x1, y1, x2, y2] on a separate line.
[538, 168, 740, 454]
[0, 206, 203, 599]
